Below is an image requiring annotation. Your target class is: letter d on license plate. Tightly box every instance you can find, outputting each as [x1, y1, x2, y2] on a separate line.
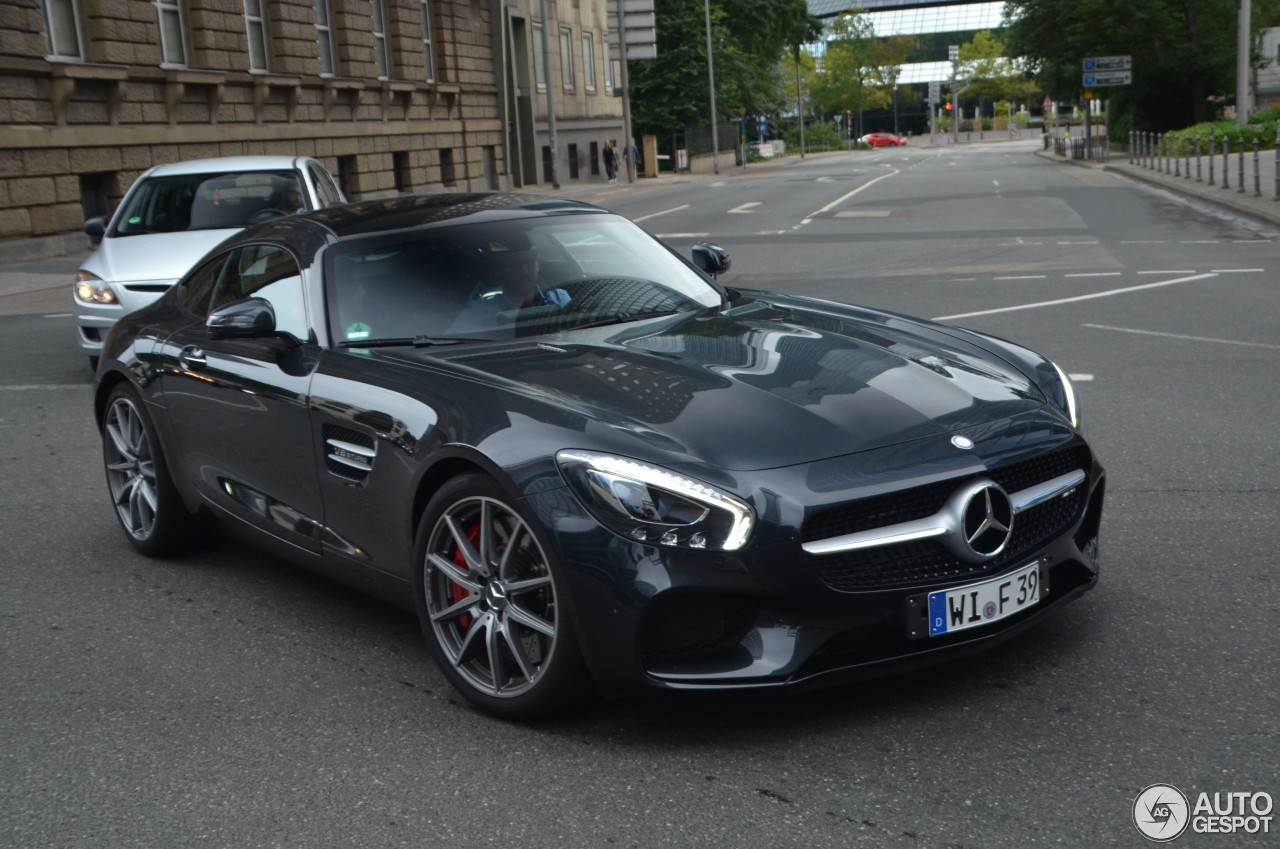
[928, 561, 1042, 637]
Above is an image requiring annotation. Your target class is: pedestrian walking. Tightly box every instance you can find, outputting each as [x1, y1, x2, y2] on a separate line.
[602, 140, 617, 183]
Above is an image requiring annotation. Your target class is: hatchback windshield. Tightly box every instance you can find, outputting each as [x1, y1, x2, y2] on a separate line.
[111, 170, 306, 236]
[326, 214, 724, 345]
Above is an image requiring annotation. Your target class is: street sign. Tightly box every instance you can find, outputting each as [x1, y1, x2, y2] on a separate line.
[927, 81, 940, 103]
[1083, 70, 1133, 87]
[1082, 55, 1131, 72]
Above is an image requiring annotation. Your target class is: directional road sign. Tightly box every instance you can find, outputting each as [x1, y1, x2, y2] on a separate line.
[1083, 70, 1133, 87]
[1083, 55, 1132, 72]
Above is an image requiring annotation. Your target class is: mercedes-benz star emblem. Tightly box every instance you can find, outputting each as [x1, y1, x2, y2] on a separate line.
[961, 484, 1014, 559]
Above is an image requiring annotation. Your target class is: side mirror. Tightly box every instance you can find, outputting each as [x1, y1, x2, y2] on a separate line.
[207, 297, 276, 339]
[691, 243, 730, 278]
[84, 217, 106, 245]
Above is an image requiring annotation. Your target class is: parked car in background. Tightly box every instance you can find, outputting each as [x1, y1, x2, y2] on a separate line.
[93, 193, 1104, 719]
[74, 155, 346, 369]
[859, 132, 909, 148]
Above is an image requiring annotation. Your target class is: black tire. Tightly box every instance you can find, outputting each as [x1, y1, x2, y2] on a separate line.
[101, 384, 195, 556]
[413, 473, 586, 719]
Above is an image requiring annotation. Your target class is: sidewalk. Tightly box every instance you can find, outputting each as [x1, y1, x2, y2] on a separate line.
[1037, 144, 1280, 229]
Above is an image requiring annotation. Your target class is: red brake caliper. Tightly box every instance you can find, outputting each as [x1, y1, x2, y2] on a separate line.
[450, 522, 482, 630]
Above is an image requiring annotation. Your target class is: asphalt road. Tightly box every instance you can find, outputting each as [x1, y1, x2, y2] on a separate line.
[2, 143, 1277, 848]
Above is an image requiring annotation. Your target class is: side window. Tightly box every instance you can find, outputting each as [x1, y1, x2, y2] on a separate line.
[180, 251, 233, 318]
[222, 245, 308, 340]
[308, 164, 345, 207]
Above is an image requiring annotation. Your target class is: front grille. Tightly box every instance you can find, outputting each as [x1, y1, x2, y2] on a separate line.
[641, 595, 758, 662]
[805, 445, 1090, 593]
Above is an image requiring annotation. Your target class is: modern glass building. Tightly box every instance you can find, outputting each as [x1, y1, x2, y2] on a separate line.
[807, 0, 1006, 84]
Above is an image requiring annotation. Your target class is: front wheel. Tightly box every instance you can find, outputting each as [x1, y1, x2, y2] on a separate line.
[414, 473, 586, 719]
[101, 384, 194, 555]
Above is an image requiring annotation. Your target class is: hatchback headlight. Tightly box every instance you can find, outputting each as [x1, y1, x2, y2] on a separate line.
[557, 450, 754, 551]
[75, 271, 117, 305]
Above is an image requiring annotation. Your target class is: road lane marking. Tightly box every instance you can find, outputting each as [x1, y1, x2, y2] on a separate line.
[633, 204, 690, 223]
[728, 202, 762, 214]
[654, 233, 709, 239]
[1137, 270, 1196, 275]
[1210, 268, 1265, 273]
[1, 384, 91, 391]
[1065, 273, 1122, 278]
[803, 169, 900, 222]
[1084, 323, 1280, 350]
[1068, 374, 1094, 381]
[994, 275, 1046, 280]
[932, 272, 1218, 321]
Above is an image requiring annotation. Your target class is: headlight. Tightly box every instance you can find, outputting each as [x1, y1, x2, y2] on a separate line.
[75, 271, 117, 305]
[1050, 361, 1081, 430]
[556, 450, 754, 551]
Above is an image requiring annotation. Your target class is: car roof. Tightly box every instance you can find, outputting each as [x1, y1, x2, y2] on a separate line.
[145, 155, 308, 178]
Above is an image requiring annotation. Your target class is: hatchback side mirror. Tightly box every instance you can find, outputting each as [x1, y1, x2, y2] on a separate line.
[692, 243, 730, 278]
[84, 217, 106, 245]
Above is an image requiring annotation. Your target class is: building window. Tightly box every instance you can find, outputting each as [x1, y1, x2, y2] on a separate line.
[244, 0, 269, 72]
[155, 0, 187, 66]
[532, 22, 545, 89]
[567, 143, 579, 178]
[440, 148, 457, 187]
[337, 154, 358, 197]
[315, 0, 335, 75]
[43, 0, 84, 60]
[582, 32, 595, 92]
[603, 38, 615, 93]
[393, 151, 411, 192]
[560, 27, 574, 90]
[372, 0, 390, 79]
[421, 0, 436, 82]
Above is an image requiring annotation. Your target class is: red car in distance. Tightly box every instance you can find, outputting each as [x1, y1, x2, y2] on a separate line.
[859, 132, 909, 148]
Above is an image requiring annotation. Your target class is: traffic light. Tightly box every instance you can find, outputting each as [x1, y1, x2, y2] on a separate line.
[944, 102, 953, 113]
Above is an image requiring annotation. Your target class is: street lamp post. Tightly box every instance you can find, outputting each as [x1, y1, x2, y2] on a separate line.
[704, 0, 719, 174]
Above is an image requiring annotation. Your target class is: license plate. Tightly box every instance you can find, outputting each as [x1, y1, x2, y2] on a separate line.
[928, 561, 1042, 637]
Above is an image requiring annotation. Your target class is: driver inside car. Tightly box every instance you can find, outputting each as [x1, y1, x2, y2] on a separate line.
[447, 236, 570, 334]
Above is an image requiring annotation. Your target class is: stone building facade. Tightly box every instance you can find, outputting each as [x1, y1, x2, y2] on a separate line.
[0, 0, 513, 251]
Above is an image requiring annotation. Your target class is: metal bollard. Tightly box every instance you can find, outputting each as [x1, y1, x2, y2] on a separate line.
[1156, 133, 1162, 172]
[1275, 125, 1279, 200]
[1238, 137, 1245, 193]
[1222, 136, 1230, 189]
[1196, 137, 1202, 182]
[1174, 139, 1181, 176]
[1129, 131, 1134, 165]
[1209, 130, 1216, 184]
[1254, 139, 1262, 198]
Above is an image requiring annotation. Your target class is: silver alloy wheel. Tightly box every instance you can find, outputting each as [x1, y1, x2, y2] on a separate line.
[424, 495, 559, 699]
[103, 395, 159, 541]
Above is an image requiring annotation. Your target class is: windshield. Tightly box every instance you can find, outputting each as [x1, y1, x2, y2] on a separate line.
[325, 213, 723, 346]
[111, 170, 307, 236]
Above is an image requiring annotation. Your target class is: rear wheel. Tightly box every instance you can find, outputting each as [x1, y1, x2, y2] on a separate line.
[414, 473, 585, 719]
[101, 384, 194, 555]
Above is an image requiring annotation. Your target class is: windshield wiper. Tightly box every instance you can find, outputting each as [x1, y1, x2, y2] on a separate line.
[339, 335, 486, 349]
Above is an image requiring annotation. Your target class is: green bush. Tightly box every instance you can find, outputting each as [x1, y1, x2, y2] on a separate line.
[1165, 119, 1276, 151]
[784, 122, 845, 151]
[1248, 106, 1280, 125]
[1109, 113, 1133, 144]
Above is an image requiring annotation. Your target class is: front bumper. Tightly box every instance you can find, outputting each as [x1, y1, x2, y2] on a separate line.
[531, 415, 1105, 695]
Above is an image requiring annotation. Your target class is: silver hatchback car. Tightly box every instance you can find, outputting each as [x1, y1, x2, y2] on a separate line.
[75, 155, 346, 368]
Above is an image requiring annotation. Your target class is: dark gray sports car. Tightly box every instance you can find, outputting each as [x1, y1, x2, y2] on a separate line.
[95, 193, 1104, 718]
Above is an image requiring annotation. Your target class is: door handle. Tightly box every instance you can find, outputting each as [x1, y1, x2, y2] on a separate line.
[178, 345, 207, 371]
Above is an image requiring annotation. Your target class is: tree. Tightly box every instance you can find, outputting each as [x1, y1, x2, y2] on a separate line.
[628, 0, 821, 138]
[957, 31, 1039, 121]
[1004, 0, 1280, 130]
[808, 11, 907, 138]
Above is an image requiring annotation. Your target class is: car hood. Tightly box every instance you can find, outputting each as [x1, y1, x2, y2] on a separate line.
[83, 229, 240, 283]
[421, 296, 1047, 470]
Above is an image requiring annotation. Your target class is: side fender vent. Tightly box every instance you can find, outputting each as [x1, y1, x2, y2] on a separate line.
[324, 424, 376, 482]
